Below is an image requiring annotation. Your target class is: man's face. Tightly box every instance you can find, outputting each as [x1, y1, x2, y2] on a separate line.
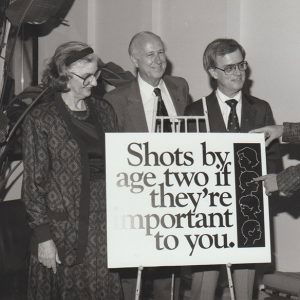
[209, 49, 246, 97]
[131, 35, 167, 87]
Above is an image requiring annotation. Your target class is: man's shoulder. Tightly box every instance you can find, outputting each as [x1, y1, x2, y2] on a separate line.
[184, 91, 214, 114]
[104, 79, 136, 99]
[163, 74, 188, 86]
[243, 93, 270, 107]
[184, 98, 204, 115]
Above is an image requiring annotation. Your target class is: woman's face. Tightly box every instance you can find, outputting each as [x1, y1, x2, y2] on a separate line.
[67, 60, 98, 100]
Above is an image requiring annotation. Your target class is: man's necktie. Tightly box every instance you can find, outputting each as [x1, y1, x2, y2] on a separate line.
[154, 88, 172, 132]
[226, 99, 240, 132]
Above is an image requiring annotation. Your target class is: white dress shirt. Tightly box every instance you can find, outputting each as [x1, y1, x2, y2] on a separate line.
[215, 88, 242, 127]
[138, 74, 177, 131]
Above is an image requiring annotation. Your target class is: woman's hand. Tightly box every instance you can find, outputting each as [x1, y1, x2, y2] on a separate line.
[38, 239, 61, 274]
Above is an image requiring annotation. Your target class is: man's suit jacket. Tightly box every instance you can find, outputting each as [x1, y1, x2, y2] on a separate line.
[185, 91, 281, 173]
[104, 75, 190, 132]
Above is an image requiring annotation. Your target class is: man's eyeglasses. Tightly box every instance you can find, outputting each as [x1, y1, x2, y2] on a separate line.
[214, 61, 248, 75]
[70, 69, 101, 87]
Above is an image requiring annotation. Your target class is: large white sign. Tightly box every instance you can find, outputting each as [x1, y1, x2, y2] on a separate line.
[106, 133, 270, 268]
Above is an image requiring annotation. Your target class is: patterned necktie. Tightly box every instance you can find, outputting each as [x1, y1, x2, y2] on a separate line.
[154, 88, 171, 132]
[226, 99, 240, 132]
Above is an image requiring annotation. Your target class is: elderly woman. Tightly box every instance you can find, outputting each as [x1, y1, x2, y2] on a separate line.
[22, 41, 123, 299]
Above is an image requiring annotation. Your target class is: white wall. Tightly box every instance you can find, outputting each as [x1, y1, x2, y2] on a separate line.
[240, 0, 300, 272]
[36, 0, 300, 272]
[240, 0, 300, 123]
[92, 0, 153, 73]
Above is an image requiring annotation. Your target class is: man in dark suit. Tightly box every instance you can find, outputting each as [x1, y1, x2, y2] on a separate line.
[184, 38, 280, 300]
[104, 31, 191, 300]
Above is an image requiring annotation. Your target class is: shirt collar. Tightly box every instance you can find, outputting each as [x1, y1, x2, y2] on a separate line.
[138, 73, 163, 95]
[216, 88, 242, 104]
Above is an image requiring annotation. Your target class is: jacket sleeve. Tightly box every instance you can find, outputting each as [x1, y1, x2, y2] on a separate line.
[184, 100, 207, 132]
[182, 78, 192, 107]
[22, 113, 52, 243]
[103, 92, 125, 132]
[264, 103, 282, 174]
[277, 164, 300, 197]
[276, 122, 300, 196]
[282, 122, 300, 143]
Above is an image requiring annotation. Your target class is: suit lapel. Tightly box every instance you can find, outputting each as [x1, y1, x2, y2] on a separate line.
[206, 92, 256, 132]
[240, 93, 256, 132]
[206, 92, 227, 132]
[126, 80, 148, 132]
[164, 76, 182, 115]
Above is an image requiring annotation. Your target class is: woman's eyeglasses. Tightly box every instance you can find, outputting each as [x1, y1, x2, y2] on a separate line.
[70, 69, 101, 86]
